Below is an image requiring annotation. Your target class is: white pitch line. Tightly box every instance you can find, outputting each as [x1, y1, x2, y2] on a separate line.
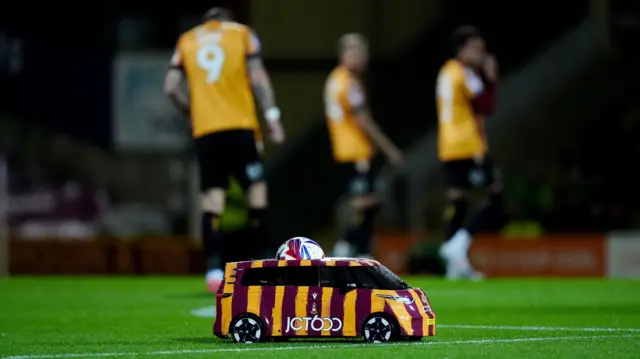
[3, 334, 637, 359]
[438, 324, 640, 332]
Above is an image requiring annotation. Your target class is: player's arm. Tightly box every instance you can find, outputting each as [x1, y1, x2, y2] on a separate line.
[245, 29, 280, 123]
[164, 41, 190, 117]
[472, 55, 499, 115]
[461, 67, 485, 99]
[349, 83, 403, 165]
[164, 69, 190, 117]
[248, 56, 279, 120]
[246, 29, 284, 143]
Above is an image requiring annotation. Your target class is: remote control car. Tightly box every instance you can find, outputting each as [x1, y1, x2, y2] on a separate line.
[213, 258, 436, 343]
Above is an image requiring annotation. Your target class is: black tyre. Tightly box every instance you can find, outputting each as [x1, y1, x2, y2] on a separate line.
[229, 314, 265, 344]
[362, 315, 397, 343]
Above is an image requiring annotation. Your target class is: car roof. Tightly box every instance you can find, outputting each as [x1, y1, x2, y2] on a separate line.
[227, 257, 380, 268]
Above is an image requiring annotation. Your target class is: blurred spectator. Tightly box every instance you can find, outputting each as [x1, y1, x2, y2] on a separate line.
[8, 160, 110, 240]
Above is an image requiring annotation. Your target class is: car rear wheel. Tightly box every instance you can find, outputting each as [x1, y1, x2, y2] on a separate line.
[230, 314, 265, 344]
[362, 315, 396, 343]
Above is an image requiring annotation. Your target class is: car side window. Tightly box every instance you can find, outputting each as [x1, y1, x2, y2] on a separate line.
[241, 267, 286, 286]
[241, 266, 319, 287]
[284, 266, 318, 287]
[319, 267, 355, 288]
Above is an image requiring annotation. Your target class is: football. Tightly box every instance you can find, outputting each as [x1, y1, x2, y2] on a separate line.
[276, 237, 325, 260]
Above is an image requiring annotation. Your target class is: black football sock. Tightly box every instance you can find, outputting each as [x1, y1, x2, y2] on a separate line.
[344, 209, 364, 252]
[248, 208, 269, 258]
[445, 198, 469, 240]
[344, 227, 362, 256]
[202, 212, 223, 271]
[355, 205, 379, 255]
[467, 192, 504, 236]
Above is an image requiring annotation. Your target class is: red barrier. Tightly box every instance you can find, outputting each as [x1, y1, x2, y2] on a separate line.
[9, 237, 200, 275]
[469, 235, 607, 277]
[10, 234, 608, 277]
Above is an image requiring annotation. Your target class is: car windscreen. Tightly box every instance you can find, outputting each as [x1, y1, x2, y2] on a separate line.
[350, 265, 410, 290]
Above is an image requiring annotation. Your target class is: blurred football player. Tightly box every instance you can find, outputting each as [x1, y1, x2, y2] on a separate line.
[436, 25, 502, 280]
[164, 7, 284, 292]
[324, 33, 404, 258]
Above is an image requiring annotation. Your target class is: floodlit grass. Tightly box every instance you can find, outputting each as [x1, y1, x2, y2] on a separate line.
[1, 276, 639, 359]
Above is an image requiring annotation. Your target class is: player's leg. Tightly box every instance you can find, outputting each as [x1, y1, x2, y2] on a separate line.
[443, 158, 503, 279]
[444, 187, 470, 243]
[202, 188, 227, 291]
[195, 132, 231, 292]
[335, 198, 378, 258]
[455, 181, 501, 281]
[245, 180, 269, 258]
[232, 130, 270, 259]
[466, 159, 504, 241]
[440, 188, 474, 279]
[439, 160, 474, 279]
[353, 169, 379, 258]
[333, 162, 378, 258]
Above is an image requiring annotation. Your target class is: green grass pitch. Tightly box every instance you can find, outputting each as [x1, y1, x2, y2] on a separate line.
[1, 277, 639, 359]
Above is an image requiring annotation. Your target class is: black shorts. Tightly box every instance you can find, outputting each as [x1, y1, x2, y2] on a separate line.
[338, 162, 376, 197]
[442, 157, 500, 190]
[194, 129, 264, 191]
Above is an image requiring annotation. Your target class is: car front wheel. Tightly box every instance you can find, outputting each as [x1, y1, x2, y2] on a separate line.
[362, 315, 395, 343]
[230, 314, 265, 344]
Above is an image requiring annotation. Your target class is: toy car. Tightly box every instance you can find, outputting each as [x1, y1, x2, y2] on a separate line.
[213, 257, 436, 343]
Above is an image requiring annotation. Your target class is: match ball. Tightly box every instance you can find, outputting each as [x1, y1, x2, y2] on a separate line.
[276, 237, 325, 260]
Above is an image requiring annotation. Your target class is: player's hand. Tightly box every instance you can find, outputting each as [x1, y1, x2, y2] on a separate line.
[268, 121, 285, 144]
[483, 54, 498, 83]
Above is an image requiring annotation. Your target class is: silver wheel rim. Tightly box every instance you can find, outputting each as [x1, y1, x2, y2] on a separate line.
[364, 317, 392, 343]
[232, 318, 262, 343]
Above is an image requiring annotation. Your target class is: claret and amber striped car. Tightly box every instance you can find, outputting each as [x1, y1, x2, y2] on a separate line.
[213, 257, 436, 343]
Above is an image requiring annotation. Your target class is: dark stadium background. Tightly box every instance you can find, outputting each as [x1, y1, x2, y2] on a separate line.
[0, 0, 639, 277]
